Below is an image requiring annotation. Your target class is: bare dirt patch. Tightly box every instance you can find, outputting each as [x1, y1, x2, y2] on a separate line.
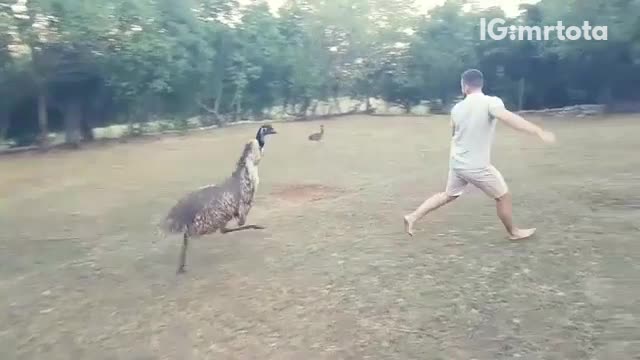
[270, 184, 346, 203]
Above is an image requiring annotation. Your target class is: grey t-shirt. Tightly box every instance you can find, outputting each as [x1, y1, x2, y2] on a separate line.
[449, 92, 505, 170]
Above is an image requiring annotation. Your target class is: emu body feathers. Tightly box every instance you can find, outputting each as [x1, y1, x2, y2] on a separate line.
[308, 124, 324, 141]
[164, 172, 255, 235]
[163, 148, 259, 236]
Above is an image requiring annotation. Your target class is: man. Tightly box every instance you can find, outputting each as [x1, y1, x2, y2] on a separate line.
[403, 69, 556, 240]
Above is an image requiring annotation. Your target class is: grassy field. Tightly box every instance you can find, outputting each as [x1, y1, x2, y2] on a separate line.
[1, 114, 639, 359]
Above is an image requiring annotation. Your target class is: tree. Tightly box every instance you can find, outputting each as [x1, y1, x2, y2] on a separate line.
[2, 0, 640, 148]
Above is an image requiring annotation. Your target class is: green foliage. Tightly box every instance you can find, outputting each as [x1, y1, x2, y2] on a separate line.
[1, 0, 640, 145]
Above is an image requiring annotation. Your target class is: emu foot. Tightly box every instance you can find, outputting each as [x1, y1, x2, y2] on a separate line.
[176, 266, 187, 274]
[221, 225, 265, 234]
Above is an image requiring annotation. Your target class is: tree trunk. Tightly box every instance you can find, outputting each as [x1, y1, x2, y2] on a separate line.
[64, 100, 83, 148]
[282, 87, 290, 114]
[299, 97, 311, 118]
[331, 83, 341, 113]
[235, 96, 242, 121]
[230, 87, 242, 122]
[332, 85, 342, 114]
[80, 101, 95, 141]
[80, 120, 94, 141]
[212, 37, 228, 113]
[37, 92, 49, 148]
[214, 82, 224, 114]
[213, 85, 224, 126]
[403, 102, 412, 114]
[0, 108, 9, 141]
[517, 77, 526, 111]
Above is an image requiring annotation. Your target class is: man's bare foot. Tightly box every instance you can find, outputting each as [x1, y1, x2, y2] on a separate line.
[509, 228, 536, 241]
[403, 215, 414, 236]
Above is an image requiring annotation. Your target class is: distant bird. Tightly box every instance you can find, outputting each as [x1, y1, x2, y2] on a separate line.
[308, 124, 324, 142]
[163, 124, 277, 273]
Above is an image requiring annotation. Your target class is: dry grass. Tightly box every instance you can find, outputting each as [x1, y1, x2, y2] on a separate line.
[1, 114, 639, 359]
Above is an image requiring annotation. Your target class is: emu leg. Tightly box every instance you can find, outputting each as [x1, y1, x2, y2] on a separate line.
[177, 232, 189, 274]
[220, 225, 265, 233]
[220, 220, 232, 234]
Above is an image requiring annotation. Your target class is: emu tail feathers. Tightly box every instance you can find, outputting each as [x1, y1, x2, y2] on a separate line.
[161, 215, 187, 234]
[162, 184, 221, 236]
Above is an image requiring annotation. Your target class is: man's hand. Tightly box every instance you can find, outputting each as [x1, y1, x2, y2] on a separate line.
[537, 129, 556, 143]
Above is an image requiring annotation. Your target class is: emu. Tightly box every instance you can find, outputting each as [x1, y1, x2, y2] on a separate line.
[308, 124, 324, 142]
[163, 125, 277, 273]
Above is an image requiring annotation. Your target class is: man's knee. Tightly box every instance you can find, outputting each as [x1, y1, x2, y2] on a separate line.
[442, 192, 460, 202]
[495, 191, 511, 202]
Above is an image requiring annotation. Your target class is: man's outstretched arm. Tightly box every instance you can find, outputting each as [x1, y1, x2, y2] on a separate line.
[492, 108, 556, 143]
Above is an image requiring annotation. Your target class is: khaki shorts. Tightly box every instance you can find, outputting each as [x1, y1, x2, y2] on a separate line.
[445, 165, 509, 199]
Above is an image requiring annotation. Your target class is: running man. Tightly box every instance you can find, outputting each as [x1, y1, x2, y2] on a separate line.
[404, 69, 556, 240]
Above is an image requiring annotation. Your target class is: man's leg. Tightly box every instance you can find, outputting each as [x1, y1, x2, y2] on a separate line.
[403, 192, 458, 236]
[472, 166, 536, 240]
[403, 170, 465, 236]
[495, 192, 535, 240]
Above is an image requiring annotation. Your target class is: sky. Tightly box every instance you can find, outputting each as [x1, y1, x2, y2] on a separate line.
[248, 0, 541, 17]
[422, 0, 541, 16]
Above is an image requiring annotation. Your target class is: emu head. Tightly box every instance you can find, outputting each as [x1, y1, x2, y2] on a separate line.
[255, 124, 277, 152]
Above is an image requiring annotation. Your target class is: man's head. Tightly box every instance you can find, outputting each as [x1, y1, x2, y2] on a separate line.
[461, 69, 484, 95]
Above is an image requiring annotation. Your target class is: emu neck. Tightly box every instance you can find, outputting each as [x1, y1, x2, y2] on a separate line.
[233, 140, 260, 178]
[232, 164, 245, 178]
[232, 158, 258, 186]
[256, 132, 265, 150]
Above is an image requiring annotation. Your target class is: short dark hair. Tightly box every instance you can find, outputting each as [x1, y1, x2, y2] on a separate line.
[461, 69, 484, 88]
